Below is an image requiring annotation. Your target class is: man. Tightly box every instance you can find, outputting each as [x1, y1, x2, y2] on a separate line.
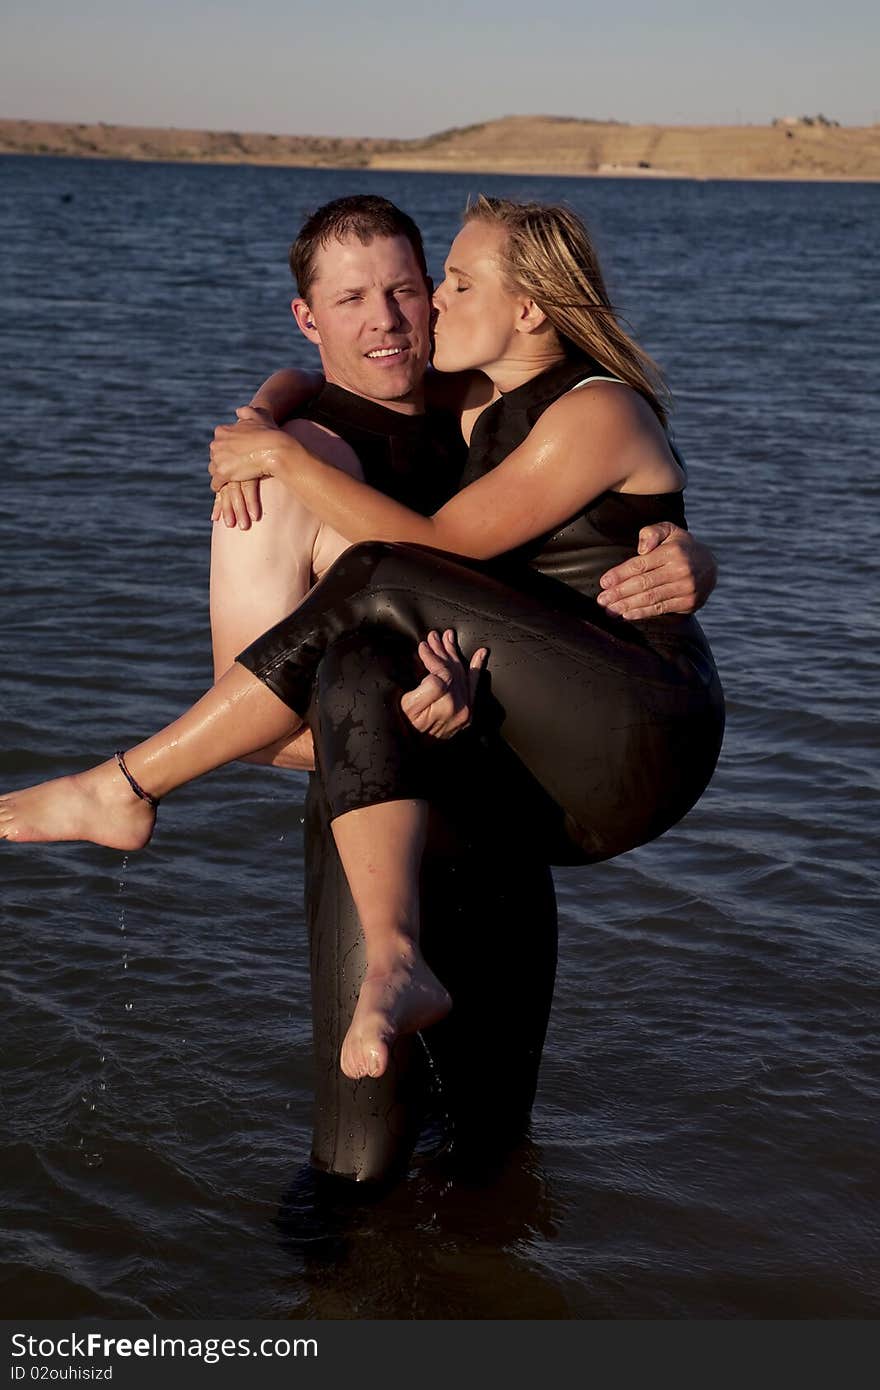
[209, 196, 716, 1186]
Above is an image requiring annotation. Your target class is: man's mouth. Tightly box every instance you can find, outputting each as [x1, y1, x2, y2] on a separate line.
[365, 346, 407, 359]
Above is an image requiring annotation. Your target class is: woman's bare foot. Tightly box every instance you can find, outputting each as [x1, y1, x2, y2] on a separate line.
[340, 941, 452, 1080]
[0, 759, 157, 850]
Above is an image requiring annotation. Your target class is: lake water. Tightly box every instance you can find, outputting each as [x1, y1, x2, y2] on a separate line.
[0, 155, 878, 1319]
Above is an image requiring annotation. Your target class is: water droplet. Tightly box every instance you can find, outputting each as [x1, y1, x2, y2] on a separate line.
[83, 1152, 103, 1169]
[98, 1082, 106, 1092]
[124, 1002, 133, 1012]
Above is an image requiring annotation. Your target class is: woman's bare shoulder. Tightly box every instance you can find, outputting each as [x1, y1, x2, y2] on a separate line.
[531, 381, 683, 490]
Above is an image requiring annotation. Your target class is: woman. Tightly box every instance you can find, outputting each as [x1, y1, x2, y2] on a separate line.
[0, 197, 724, 1083]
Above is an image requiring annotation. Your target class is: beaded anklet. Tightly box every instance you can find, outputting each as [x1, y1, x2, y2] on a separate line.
[114, 750, 161, 809]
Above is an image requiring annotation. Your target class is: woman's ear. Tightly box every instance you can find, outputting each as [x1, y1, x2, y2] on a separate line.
[515, 298, 549, 335]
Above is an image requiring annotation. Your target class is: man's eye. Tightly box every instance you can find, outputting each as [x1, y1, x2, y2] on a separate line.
[455, 283, 470, 294]
[340, 295, 362, 304]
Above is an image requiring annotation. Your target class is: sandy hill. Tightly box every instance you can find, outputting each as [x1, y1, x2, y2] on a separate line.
[2, 114, 878, 180]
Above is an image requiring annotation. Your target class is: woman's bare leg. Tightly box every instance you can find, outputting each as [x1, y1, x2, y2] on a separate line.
[0, 664, 301, 848]
[330, 798, 452, 1080]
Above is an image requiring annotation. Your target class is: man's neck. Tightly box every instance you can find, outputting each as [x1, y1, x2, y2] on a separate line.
[323, 371, 426, 417]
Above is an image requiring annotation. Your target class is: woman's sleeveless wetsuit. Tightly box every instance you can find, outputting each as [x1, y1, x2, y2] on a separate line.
[291, 386, 557, 1185]
[239, 355, 725, 869]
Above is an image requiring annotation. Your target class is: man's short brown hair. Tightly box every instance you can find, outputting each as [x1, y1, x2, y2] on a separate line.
[289, 195, 428, 299]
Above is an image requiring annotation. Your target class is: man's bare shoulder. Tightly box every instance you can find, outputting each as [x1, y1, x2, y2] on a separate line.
[283, 418, 364, 480]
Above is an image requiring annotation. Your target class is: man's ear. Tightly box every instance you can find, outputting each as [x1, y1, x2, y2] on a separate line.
[292, 298, 321, 344]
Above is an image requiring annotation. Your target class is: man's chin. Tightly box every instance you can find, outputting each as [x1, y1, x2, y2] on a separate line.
[361, 360, 425, 401]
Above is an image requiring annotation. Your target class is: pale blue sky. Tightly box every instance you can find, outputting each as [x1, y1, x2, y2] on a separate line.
[3, 0, 878, 136]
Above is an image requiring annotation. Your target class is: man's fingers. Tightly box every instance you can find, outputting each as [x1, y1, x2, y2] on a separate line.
[468, 648, 488, 702]
[598, 562, 692, 605]
[636, 520, 676, 556]
[402, 631, 489, 738]
[401, 672, 449, 719]
[599, 554, 692, 603]
[600, 548, 674, 591]
[599, 551, 650, 591]
[599, 523, 684, 591]
[427, 629, 454, 661]
[417, 633, 455, 683]
[600, 581, 693, 619]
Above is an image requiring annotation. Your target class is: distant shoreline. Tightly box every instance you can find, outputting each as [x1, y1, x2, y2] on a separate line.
[2, 115, 879, 182]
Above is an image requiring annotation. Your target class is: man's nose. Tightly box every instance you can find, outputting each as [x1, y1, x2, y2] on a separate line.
[371, 293, 403, 331]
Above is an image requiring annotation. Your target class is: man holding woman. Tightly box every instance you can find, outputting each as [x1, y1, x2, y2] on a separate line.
[1, 194, 722, 1184]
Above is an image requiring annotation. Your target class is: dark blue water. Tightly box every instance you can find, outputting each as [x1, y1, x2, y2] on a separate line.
[1, 156, 878, 1318]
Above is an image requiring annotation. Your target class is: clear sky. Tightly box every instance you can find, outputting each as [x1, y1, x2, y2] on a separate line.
[3, 0, 878, 136]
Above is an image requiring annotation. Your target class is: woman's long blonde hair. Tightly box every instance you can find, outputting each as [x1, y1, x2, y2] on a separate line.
[464, 195, 670, 426]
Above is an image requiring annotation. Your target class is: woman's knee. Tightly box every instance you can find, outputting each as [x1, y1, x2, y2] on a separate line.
[337, 539, 414, 580]
[339, 540, 455, 594]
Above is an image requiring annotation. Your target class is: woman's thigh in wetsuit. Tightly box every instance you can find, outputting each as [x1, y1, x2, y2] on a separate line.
[239, 542, 725, 864]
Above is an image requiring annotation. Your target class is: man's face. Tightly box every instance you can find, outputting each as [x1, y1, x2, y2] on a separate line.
[293, 234, 432, 412]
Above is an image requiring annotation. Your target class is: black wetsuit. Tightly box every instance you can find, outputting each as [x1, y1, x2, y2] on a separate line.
[241, 356, 724, 861]
[294, 386, 557, 1184]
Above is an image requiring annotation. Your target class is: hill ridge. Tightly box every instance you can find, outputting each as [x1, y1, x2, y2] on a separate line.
[2, 114, 878, 180]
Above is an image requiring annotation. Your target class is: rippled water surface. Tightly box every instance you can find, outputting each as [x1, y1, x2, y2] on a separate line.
[1, 157, 878, 1318]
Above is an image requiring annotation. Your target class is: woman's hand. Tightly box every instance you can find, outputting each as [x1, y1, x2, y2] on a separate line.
[209, 406, 287, 491]
[400, 630, 488, 739]
[211, 480, 264, 529]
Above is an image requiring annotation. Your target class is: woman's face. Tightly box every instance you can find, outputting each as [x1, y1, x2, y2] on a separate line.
[431, 220, 522, 375]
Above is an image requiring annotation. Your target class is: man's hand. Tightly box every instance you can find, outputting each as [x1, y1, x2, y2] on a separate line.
[597, 522, 717, 620]
[401, 630, 488, 739]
